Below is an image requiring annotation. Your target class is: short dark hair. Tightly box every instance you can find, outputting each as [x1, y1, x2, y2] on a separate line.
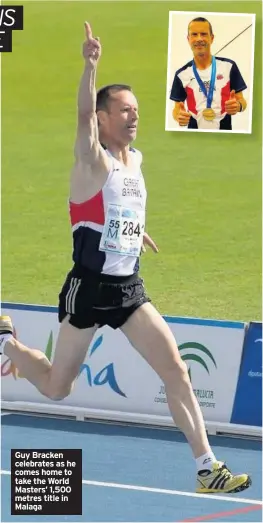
[188, 17, 213, 36]
[96, 84, 132, 112]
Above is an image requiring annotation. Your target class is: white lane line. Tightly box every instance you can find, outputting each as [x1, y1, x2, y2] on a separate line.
[1, 470, 261, 506]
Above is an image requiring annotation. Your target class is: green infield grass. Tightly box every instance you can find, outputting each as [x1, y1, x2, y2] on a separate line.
[1, 0, 262, 321]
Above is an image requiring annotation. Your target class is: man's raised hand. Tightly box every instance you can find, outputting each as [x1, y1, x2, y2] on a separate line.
[83, 22, 101, 66]
[225, 90, 240, 115]
[178, 102, 191, 126]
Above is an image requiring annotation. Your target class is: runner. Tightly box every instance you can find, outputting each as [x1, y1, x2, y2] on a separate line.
[0, 22, 251, 493]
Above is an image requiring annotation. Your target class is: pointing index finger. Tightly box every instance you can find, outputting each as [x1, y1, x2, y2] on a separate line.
[84, 21, 92, 40]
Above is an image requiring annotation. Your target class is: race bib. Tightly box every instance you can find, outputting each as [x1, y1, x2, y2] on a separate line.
[99, 204, 145, 257]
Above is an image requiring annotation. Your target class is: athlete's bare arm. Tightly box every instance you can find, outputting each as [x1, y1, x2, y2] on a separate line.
[71, 22, 110, 203]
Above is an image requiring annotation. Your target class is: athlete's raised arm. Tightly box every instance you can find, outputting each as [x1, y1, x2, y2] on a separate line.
[74, 22, 110, 174]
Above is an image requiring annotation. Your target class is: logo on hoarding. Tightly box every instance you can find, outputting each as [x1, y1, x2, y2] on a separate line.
[155, 342, 217, 408]
[248, 338, 263, 378]
[179, 342, 217, 380]
[248, 370, 262, 378]
[1, 331, 126, 398]
[179, 342, 217, 407]
[78, 334, 126, 397]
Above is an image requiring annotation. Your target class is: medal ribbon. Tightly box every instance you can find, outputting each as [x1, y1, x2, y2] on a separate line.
[192, 56, 216, 108]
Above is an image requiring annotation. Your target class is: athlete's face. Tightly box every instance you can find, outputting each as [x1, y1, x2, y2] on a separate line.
[188, 21, 214, 57]
[98, 90, 139, 145]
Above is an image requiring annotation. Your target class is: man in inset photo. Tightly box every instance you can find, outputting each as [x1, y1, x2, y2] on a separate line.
[170, 17, 247, 131]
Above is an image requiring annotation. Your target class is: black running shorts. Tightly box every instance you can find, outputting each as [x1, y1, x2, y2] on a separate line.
[58, 265, 150, 330]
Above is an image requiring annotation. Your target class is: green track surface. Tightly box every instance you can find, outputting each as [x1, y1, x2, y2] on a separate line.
[2, 1, 262, 321]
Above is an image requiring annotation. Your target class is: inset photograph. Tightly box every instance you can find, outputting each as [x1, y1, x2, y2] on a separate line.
[165, 12, 256, 133]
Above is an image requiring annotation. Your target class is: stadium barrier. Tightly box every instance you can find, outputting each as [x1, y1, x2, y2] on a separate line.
[230, 321, 262, 427]
[1, 303, 261, 438]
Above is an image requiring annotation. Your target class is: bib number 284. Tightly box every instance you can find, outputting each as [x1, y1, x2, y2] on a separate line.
[109, 219, 141, 238]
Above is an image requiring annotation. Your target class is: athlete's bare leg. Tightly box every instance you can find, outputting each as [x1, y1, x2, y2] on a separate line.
[3, 316, 97, 400]
[121, 302, 211, 458]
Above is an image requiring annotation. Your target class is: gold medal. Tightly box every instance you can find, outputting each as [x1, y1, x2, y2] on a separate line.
[202, 108, 216, 121]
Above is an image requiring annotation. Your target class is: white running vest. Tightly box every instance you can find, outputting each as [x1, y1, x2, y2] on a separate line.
[70, 148, 147, 276]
